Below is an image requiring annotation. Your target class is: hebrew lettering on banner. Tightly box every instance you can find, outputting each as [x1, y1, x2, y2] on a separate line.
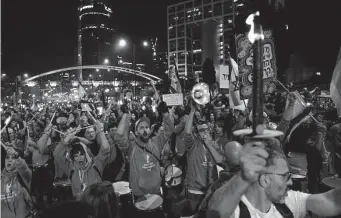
[235, 30, 277, 99]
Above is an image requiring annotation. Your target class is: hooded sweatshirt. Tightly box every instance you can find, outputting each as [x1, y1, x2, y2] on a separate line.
[53, 141, 110, 198]
[1, 158, 33, 218]
[116, 114, 174, 197]
[184, 133, 218, 193]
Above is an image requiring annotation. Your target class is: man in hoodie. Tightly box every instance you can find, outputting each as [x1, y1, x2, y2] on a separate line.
[1, 147, 33, 218]
[116, 101, 174, 198]
[53, 116, 111, 199]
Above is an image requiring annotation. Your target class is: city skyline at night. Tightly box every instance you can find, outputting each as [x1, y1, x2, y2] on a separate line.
[2, 0, 341, 85]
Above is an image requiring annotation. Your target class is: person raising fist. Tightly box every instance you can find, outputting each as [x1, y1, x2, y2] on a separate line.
[207, 138, 341, 218]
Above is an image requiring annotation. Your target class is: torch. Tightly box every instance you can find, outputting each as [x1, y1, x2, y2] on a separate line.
[233, 10, 283, 138]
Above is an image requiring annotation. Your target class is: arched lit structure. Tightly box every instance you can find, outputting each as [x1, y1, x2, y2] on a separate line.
[24, 65, 162, 82]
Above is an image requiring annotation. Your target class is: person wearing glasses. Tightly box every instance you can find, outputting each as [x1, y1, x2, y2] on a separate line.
[207, 138, 341, 218]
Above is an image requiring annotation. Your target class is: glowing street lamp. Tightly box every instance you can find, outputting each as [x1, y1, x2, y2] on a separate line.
[118, 39, 127, 47]
[142, 40, 149, 47]
[24, 73, 29, 78]
[104, 59, 109, 64]
[96, 69, 99, 72]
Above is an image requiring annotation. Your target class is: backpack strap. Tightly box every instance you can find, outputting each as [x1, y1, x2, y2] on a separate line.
[273, 203, 294, 218]
[17, 173, 30, 193]
[238, 201, 251, 218]
[92, 164, 101, 178]
[69, 169, 74, 181]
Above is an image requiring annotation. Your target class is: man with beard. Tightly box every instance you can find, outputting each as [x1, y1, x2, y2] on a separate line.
[53, 118, 110, 199]
[207, 138, 341, 218]
[116, 101, 174, 198]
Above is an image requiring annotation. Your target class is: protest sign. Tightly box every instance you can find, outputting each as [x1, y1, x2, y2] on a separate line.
[235, 30, 277, 99]
[219, 65, 230, 88]
[162, 93, 183, 106]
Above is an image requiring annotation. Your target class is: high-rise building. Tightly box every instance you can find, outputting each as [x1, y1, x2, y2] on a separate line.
[167, 0, 244, 78]
[78, 0, 115, 80]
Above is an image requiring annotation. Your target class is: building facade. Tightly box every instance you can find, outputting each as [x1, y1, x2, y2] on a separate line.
[78, 0, 115, 80]
[167, 0, 244, 78]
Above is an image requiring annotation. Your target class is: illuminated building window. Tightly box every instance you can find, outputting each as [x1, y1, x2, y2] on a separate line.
[169, 40, 176, 52]
[186, 10, 193, 22]
[186, 52, 193, 64]
[194, 7, 203, 21]
[177, 38, 185, 51]
[204, 5, 213, 18]
[177, 25, 185, 37]
[178, 52, 186, 64]
[168, 14, 177, 26]
[224, 16, 233, 28]
[178, 65, 186, 74]
[177, 11, 185, 24]
[169, 27, 176, 39]
[193, 53, 202, 66]
[213, 3, 222, 16]
[187, 65, 193, 75]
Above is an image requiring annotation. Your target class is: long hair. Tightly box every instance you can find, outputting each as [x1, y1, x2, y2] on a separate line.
[80, 181, 120, 218]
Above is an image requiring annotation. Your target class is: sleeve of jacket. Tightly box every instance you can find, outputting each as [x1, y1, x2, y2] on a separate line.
[156, 113, 175, 151]
[15, 157, 32, 191]
[276, 118, 291, 143]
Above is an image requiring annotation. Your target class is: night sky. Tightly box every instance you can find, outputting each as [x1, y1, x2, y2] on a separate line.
[2, 0, 341, 79]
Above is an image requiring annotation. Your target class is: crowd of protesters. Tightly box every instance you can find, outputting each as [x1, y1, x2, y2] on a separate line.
[1, 86, 340, 218]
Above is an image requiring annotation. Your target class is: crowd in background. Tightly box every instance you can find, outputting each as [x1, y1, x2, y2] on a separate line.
[1, 86, 340, 218]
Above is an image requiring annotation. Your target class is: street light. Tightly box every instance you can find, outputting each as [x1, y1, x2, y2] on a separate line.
[24, 73, 28, 78]
[118, 39, 127, 47]
[2, 74, 6, 77]
[117, 38, 150, 97]
[142, 40, 149, 47]
[104, 59, 109, 64]
[96, 69, 99, 72]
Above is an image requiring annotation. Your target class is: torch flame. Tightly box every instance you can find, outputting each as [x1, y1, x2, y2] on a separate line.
[246, 11, 264, 44]
[5, 116, 11, 125]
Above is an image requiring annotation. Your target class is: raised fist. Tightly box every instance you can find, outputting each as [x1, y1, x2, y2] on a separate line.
[239, 141, 268, 183]
[287, 92, 296, 107]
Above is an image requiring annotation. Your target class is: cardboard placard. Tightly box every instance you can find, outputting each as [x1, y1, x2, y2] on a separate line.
[235, 30, 277, 99]
[162, 93, 183, 106]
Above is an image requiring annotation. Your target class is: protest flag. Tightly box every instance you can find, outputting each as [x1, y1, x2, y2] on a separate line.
[330, 46, 341, 117]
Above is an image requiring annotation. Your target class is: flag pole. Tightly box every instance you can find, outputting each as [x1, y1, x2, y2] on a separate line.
[250, 12, 264, 136]
[273, 78, 320, 124]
